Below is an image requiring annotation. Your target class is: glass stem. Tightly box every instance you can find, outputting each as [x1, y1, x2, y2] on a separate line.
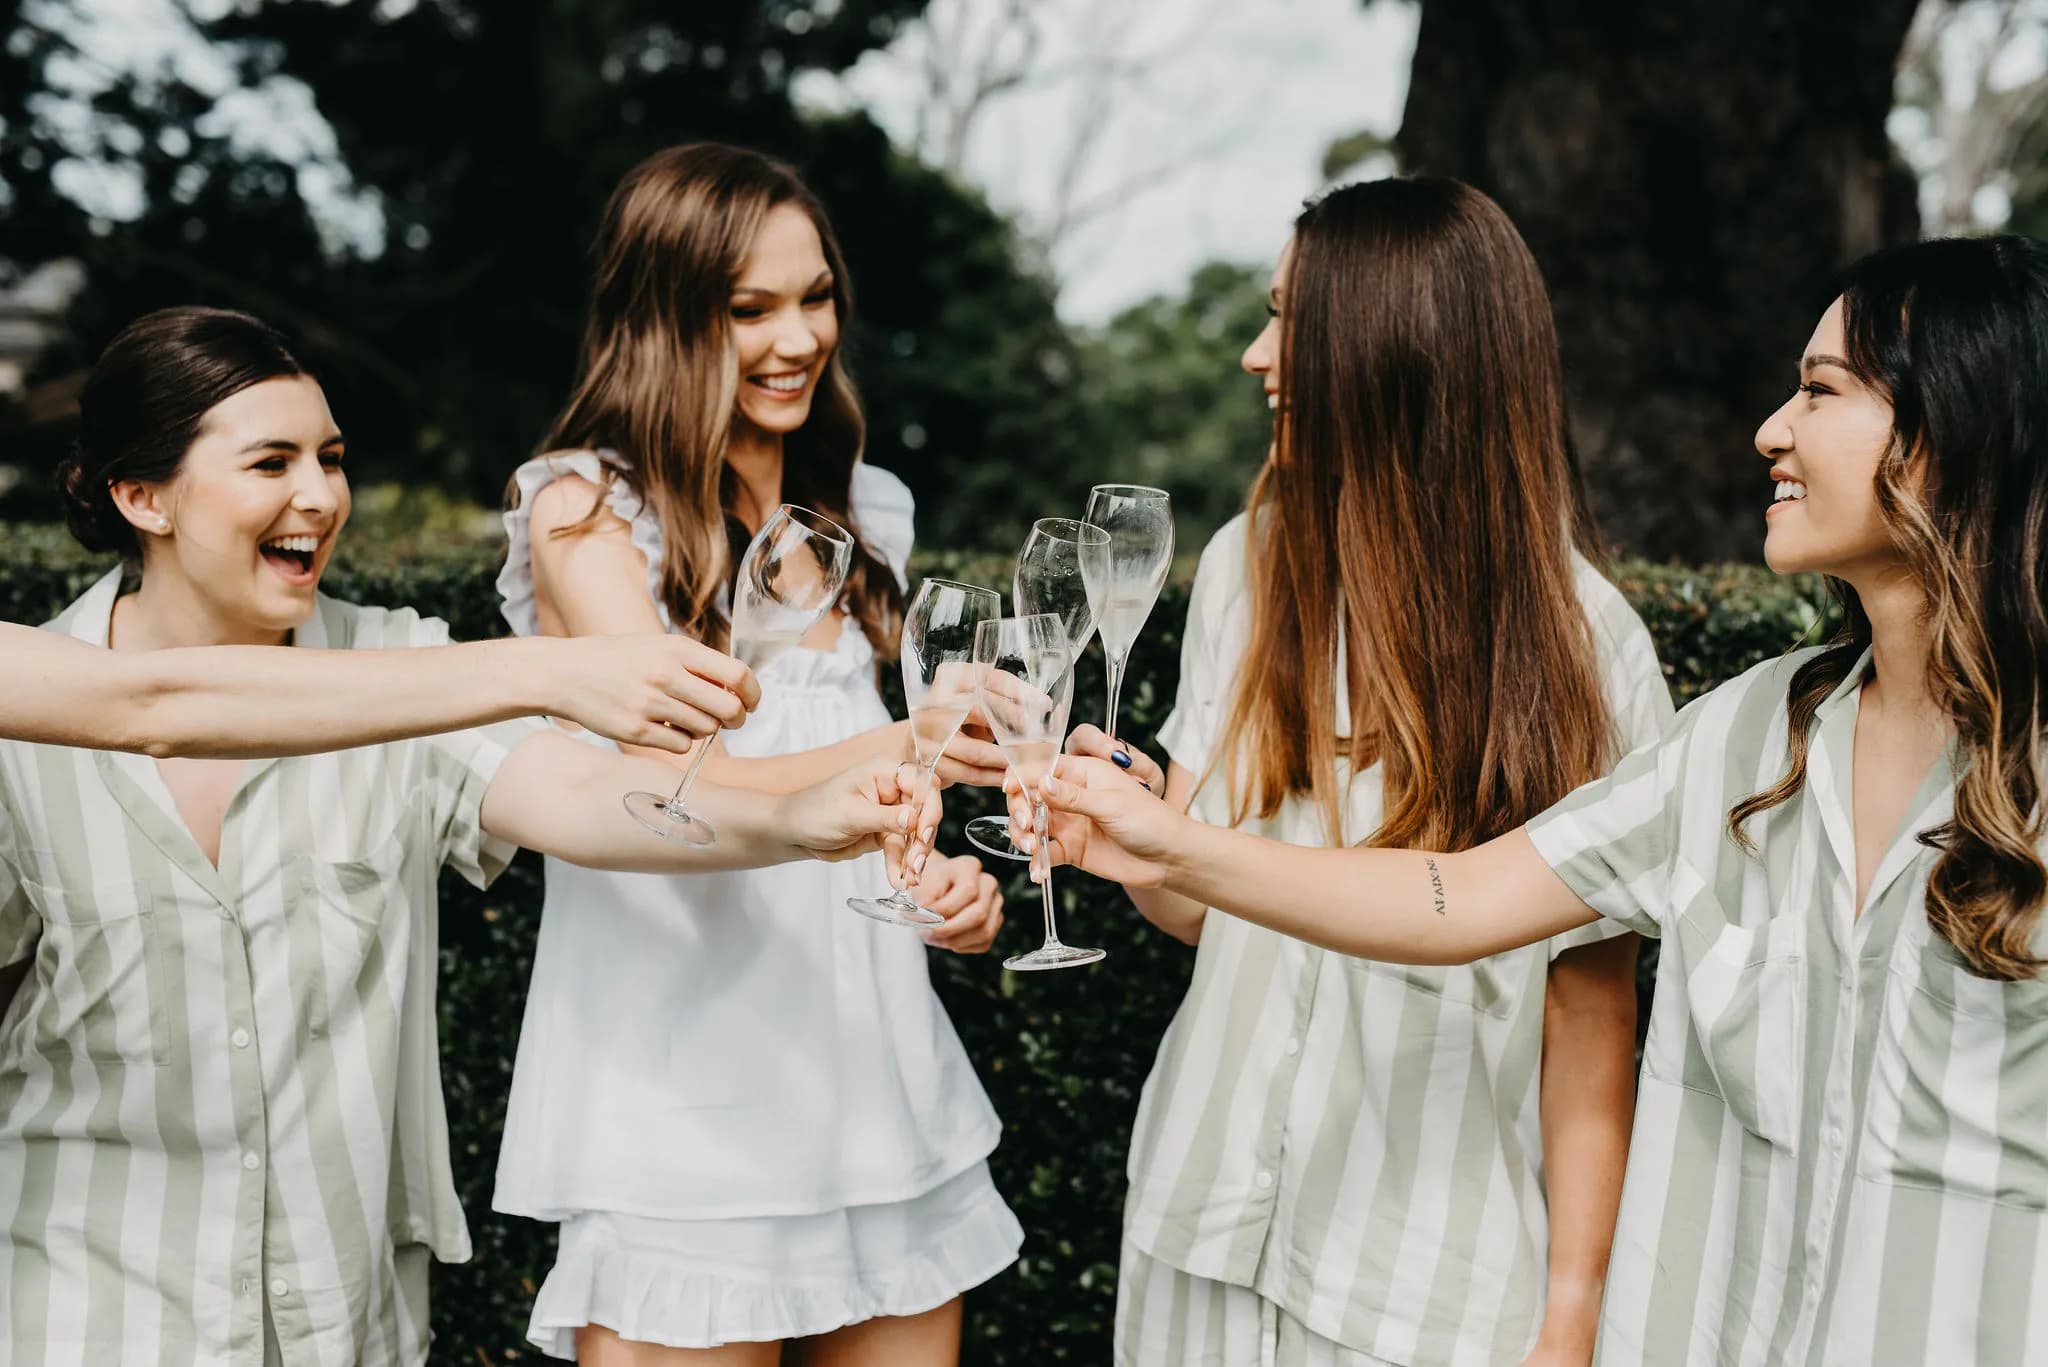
[1033, 796, 1062, 947]
[893, 757, 942, 904]
[665, 732, 717, 810]
[1104, 652, 1129, 741]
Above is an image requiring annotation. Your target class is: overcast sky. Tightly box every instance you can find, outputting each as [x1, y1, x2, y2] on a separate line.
[797, 0, 1419, 322]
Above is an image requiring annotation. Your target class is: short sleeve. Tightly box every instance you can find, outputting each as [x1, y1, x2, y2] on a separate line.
[850, 462, 915, 594]
[1154, 518, 1246, 777]
[499, 450, 669, 635]
[353, 605, 544, 889]
[1527, 697, 1704, 941]
[1547, 564, 1679, 957]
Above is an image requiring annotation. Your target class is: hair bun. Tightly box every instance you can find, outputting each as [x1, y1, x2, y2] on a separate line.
[54, 443, 128, 556]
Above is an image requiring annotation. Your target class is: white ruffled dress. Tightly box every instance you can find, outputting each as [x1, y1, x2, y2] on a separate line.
[492, 452, 1020, 1355]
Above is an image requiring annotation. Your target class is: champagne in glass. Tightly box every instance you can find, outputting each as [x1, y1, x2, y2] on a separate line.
[965, 518, 1109, 862]
[978, 614, 1104, 971]
[623, 505, 853, 846]
[848, 579, 1001, 925]
[1084, 484, 1173, 740]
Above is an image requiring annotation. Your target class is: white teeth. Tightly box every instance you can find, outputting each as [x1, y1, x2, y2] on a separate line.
[1267, 393, 1279, 410]
[755, 374, 805, 392]
[262, 535, 319, 553]
[1773, 481, 1807, 503]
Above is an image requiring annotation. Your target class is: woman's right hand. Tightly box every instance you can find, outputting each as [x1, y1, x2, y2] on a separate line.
[1062, 723, 1165, 795]
[541, 633, 760, 752]
[1014, 754, 1186, 889]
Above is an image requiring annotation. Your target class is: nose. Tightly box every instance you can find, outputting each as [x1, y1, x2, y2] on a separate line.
[1755, 391, 1797, 461]
[1242, 316, 1277, 378]
[290, 456, 340, 517]
[772, 306, 822, 365]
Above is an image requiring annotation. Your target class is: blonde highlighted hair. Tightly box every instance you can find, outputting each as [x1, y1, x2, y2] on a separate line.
[521, 143, 900, 653]
[1731, 235, 2048, 980]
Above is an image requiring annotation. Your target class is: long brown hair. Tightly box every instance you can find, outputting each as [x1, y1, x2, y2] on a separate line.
[1215, 178, 1615, 851]
[1730, 235, 2048, 980]
[525, 143, 900, 652]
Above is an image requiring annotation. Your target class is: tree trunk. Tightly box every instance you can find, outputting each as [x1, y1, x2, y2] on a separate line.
[1396, 0, 1921, 562]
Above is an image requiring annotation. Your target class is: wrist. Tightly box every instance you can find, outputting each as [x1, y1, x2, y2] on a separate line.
[525, 637, 572, 720]
[1534, 1277, 1603, 1352]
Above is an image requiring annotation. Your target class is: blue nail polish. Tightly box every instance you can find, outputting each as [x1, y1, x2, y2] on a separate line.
[1111, 749, 1133, 769]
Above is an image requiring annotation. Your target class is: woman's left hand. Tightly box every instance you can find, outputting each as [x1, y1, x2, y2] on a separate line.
[913, 852, 1005, 954]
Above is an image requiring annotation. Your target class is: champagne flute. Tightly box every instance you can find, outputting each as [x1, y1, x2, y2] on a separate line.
[966, 518, 1108, 861]
[623, 505, 852, 845]
[1084, 483, 1174, 740]
[978, 613, 1104, 971]
[847, 578, 1001, 925]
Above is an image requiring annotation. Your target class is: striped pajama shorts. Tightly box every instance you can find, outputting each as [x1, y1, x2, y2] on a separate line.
[1114, 1242, 1400, 1367]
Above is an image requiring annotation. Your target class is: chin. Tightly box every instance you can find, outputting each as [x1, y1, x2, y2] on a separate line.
[739, 398, 815, 435]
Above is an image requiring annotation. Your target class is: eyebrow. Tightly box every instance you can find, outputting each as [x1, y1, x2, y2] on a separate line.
[733, 272, 834, 299]
[1802, 353, 1853, 375]
[236, 432, 345, 454]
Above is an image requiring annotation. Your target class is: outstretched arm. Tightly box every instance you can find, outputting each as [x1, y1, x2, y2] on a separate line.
[1029, 755, 1599, 965]
[2, 621, 758, 758]
[480, 730, 937, 877]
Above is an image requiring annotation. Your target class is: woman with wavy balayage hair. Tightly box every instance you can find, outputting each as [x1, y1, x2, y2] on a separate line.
[1034, 234, 2048, 1364]
[493, 144, 1020, 1366]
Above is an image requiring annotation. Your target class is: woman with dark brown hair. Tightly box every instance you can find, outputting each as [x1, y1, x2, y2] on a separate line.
[1050, 177, 1673, 1364]
[491, 144, 1019, 1365]
[1036, 235, 2048, 1364]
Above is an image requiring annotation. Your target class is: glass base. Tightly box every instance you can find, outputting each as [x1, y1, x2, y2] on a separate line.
[622, 789, 717, 847]
[847, 893, 945, 927]
[965, 814, 1029, 862]
[1004, 941, 1107, 972]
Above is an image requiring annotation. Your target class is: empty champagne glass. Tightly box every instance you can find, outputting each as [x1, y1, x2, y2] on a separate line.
[623, 505, 853, 845]
[966, 518, 1108, 862]
[1084, 484, 1174, 740]
[978, 613, 1104, 971]
[847, 578, 1001, 925]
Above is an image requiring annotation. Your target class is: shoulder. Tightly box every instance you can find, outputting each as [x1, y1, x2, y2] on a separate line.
[850, 461, 915, 587]
[850, 461, 915, 540]
[520, 453, 636, 542]
[851, 460, 914, 516]
[1192, 513, 1252, 592]
[314, 597, 452, 652]
[1661, 645, 1822, 760]
[1570, 553, 1655, 658]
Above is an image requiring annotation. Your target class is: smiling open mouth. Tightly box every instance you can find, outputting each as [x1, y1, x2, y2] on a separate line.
[259, 533, 319, 578]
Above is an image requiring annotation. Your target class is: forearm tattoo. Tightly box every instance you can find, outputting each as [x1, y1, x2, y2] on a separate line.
[1425, 857, 1446, 916]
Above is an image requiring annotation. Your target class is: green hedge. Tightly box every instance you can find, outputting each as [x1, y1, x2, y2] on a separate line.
[0, 524, 1831, 1365]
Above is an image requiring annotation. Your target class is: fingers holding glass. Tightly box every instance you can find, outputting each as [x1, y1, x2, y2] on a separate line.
[849, 579, 1002, 926]
[624, 505, 852, 846]
[977, 613, 1104, 972]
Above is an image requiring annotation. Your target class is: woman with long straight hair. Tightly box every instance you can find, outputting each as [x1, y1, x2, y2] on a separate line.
[492, 143, 1020, 1365]
[0, 305, 927, 1367]
[1036, 233, 2048, 1365]
[1044, 178, 1672, 1364]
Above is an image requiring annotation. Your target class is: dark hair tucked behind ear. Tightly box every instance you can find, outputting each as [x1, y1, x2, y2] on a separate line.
[57, 307, 307, 560]
[1730, 235, 2048, 980]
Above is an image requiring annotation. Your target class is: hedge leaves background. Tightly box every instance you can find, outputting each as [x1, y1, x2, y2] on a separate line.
[0, 521, 1832, 1364]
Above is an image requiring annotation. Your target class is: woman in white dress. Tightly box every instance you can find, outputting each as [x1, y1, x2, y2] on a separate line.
[494, 143, 1022, 1366]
